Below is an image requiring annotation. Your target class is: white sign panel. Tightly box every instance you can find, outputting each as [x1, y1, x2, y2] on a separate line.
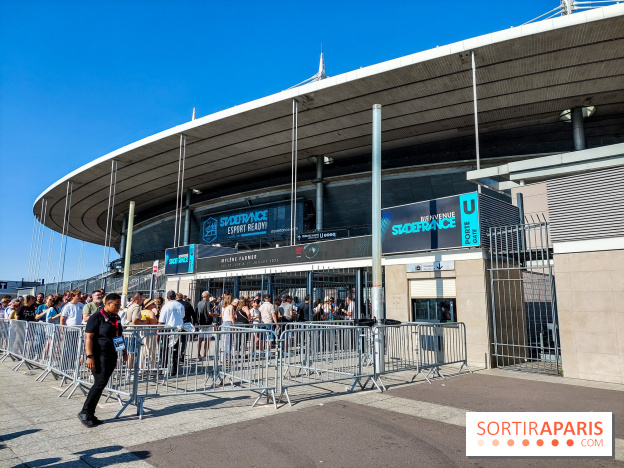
[406, 261, 454, 272]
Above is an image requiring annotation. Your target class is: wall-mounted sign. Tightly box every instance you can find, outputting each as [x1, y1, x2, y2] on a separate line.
[297, 231, 338, 242]
[200, 200, 303, 245]
[407, 261, 455, 272]
[382, 192, 480, 255]
[196, 236, 372, 273]
[164, 245, 195, 275]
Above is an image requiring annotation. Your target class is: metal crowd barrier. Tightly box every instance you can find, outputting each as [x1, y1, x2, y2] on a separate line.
[0, 318, 471, 418]
[278, 324, 377, 405]
[374, 322, 472, 389]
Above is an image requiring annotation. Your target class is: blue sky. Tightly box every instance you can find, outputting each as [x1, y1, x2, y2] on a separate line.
[0, 0, 555, 282]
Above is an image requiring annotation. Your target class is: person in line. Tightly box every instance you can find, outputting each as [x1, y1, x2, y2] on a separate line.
[220, 295, 235, 364]
[158, 290, 185, 376]
[322, 297, 334, 321]
[128, 292, 155, 326]
[259, 295, 278, 353]
[300, 295, 311, 322]
[235, 298, 252, 325]
[45, 296, 63, 323]
[60, 290, 84, 326]
[195, 292, 215, 361]
[345, 297, 355, 321]
[16, 296, 37, 321]
[83, 290, 103, 322]
[35, 293, 45, 310]
[78, 293, 127, 427]
[35, 295, 53, 321]
[279, 295, 295, 322]
[0, 297, 10, 317]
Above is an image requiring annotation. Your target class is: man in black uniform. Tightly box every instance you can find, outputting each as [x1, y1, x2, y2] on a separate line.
[78, 293, 127, 427]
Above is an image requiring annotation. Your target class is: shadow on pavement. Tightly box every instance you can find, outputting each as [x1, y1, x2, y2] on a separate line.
[0, 428, 40, 441]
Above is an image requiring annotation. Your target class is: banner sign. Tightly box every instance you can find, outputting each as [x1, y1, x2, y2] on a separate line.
[165, 245, 195, 275]
[382, 192, 480, 255]
[196, 236, 372, 273]
[296, 231, 338, 242]
[200, 200, 303, 245]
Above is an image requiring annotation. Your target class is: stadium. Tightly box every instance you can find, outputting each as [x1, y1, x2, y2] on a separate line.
[30, 4, 624, 383]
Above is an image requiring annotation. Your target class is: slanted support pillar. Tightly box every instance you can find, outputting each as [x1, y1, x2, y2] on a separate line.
[121, 201, 135, 308]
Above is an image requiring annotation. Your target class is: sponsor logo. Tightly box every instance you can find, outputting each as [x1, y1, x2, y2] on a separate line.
[466, 412, 613, 457]
[219, 210, 268, 227]
[202, 217, 218, 243]
[303, 243, 320, 259]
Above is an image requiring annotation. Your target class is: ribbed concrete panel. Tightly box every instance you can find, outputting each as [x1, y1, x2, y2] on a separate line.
[547, 165, 624, 242]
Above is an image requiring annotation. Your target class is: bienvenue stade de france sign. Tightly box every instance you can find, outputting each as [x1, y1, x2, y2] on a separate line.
[381, 192, 480, 255]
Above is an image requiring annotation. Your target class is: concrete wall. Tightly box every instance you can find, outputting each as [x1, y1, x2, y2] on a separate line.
[555, 249, 624, 384]
[383, 258, 492, 369]
[511, 182, 549, 223]
[455, 259, 492, 369]
[165, 278, 193, 300]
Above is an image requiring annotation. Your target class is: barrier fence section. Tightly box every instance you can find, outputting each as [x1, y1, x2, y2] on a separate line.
[0, 319, 471, 418]
[376, 322, 471, 389]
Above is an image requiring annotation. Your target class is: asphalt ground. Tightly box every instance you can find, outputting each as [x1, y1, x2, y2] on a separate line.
[128, 400, 623, 468]
[388, 373, 624, 438]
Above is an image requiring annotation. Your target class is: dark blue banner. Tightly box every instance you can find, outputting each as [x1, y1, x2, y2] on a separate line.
[200, 201, 303, 245]
[381, 192, 480, 255]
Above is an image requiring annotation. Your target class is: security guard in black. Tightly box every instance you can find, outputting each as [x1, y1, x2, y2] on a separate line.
[79, 293, 126, 427]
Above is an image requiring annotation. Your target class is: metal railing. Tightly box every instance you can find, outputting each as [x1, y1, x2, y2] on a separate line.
[0, 319, 471, 418]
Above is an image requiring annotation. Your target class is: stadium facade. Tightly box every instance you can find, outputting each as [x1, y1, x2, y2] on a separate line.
[33, 4, 624, 383]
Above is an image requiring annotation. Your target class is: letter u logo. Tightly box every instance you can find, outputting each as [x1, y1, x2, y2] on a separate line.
[462, 200, 476, 214]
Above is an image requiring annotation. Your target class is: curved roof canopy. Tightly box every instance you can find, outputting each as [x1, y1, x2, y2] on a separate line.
[35, 5, 624, 246]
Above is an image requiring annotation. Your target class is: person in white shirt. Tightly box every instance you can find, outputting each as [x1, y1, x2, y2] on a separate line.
[158, 290, 185, 375]
[60, 289, 85, 326]
[345, 297, 356, 321]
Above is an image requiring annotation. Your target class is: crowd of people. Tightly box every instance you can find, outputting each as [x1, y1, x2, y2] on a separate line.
[0, 289, 358, 328]
[1, 288, 358, 428]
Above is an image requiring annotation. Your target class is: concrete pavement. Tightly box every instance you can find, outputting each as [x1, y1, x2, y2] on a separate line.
[1, 358, 622, 468]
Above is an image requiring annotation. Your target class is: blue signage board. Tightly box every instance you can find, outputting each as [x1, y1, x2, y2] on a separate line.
[200, 201, 303, 245]
[165, 245, 195, 275]
[381, 192, 480, 255]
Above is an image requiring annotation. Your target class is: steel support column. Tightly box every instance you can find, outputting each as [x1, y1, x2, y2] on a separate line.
[183, 188, 192, 246]
[315, 155, 324, 231]
[306, 270, 314, 305]
[119, 214, 128, 263]
[355, 268, 363, 321]
[234, 276, 241, 298]
[571, 107, 587, 151]
[371, 104, 384, 372]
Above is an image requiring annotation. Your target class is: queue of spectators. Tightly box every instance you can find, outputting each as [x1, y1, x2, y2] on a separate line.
[0, 289, 357, 326]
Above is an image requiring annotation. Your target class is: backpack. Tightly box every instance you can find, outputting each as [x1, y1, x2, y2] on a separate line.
[198, 300, 213, 326]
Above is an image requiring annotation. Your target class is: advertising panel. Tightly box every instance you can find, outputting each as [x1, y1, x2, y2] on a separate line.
[196, 236, 372, 272]
[381, 192, 480, 255]
[164, 245, 195, 275]
[200, 201, 303, 245]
